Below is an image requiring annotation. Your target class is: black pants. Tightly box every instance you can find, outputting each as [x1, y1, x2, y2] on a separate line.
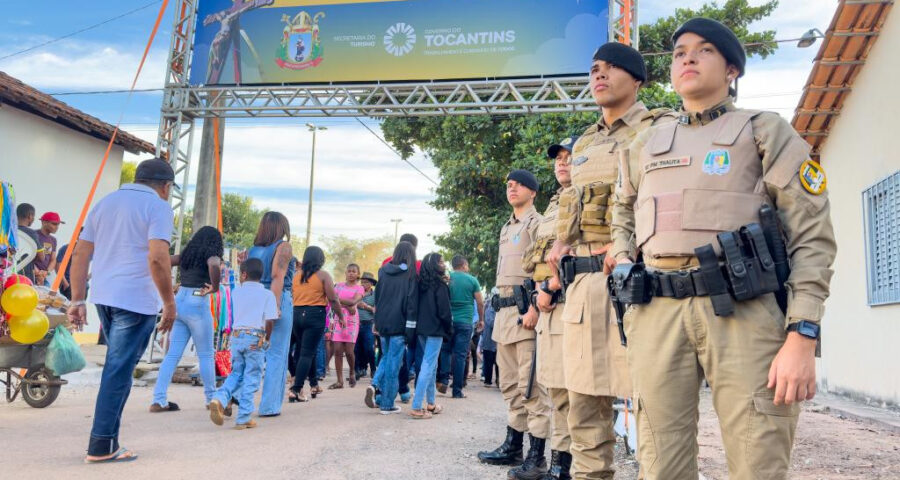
[482, 350, 498, 385]
[291, 306, 326, 392]
[355, 321, 377, 376]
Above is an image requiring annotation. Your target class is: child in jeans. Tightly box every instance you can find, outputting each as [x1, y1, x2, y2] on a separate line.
[208, 258, 278, 429]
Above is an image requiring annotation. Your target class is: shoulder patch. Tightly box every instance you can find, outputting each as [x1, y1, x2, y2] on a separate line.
[799, 159, 827, 195]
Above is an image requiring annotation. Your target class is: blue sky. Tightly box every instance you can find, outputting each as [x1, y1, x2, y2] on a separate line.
[1, 0, 835, 252]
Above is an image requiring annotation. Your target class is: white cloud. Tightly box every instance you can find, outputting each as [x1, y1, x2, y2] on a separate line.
[0, 37, 168, 91]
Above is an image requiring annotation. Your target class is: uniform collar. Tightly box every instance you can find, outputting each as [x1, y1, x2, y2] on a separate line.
[507, 205, 537, 225]
[678, 97, 736, 126]
[240, 281, 264, 289]
[598, 101, 648, 134]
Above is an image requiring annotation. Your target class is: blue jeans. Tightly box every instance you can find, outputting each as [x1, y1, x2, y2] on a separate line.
[451, 323, 473, 396]
[88, 305, 157, 456]
[316, 334, 326, 378]
[437, 337, 452, 385]
[356, 322, 376, 375]
[213, 331, 264, 424]
[373, 335, 405, 410]
[152, 287, 216, 407]
[413, 336, 443, 410]
[258, 292, 292, 416]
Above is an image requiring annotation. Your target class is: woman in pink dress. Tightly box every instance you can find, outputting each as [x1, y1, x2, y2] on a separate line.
[327, 264, 365, 389]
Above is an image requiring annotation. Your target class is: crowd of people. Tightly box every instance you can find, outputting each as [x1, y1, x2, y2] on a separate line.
[59, 16, 834, 480]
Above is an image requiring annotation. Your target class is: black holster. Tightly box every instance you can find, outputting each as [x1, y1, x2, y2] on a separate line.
[514, 284, 531, 315]
[558, 255, 576, 291]
[607, 263, 653, 346]
[717, 223, 780, 303]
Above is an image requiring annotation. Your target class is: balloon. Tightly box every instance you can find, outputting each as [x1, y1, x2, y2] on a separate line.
[4, 274, 33, 289]
[8, 310, 50, 344]
[1, 283, 39, 316]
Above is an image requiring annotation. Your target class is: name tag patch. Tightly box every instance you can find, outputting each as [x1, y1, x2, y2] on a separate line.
[644, 156, 691, 173]
[799, 159, 827, 195]
[573, 155, 589, 166]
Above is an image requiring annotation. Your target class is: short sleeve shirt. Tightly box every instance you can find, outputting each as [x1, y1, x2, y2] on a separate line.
[33, 231, 57, 271]
[449, 270, 481, 325]
[231, 281, 279, 330]
[81, 183, 174, 315]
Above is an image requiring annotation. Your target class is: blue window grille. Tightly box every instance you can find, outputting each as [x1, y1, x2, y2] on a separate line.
[863, 170, 900, 306]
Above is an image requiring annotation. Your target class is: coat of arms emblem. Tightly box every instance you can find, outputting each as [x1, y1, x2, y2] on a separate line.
[276, 12, 325, 70]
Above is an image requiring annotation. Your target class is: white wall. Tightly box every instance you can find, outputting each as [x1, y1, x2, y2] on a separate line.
[0, 104, 126, 336]
[818, 9, 900, 406]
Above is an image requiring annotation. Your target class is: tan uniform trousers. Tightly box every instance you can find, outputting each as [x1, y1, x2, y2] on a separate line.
[538, 305, 570, 452]
[496, 307, 552, 439]
[567, 392, 616, 480]
[625, 294, 799, 480]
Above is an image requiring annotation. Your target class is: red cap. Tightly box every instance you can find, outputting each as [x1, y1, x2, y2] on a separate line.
[39, 212, 65, 224]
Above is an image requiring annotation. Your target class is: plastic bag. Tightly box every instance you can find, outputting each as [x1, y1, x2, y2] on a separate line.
[46, 325, 86, 375]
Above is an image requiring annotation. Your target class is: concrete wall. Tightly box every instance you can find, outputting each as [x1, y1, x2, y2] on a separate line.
[817, 9, 900, 406]
[0, 103, 126, 338]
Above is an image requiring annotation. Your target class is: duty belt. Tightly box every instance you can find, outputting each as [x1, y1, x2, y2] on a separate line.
[495, 295, 518, 310]
[652, 269, 710, 298]
[571, 254, 606, 275]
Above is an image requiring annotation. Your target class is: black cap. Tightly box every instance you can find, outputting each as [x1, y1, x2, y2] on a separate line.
[547, 136, 579, 159]
[593, 42, 647, 82]
[507, 169, 539, 193]
[672, 18, 746, 78]
[135, 158, 176, 183]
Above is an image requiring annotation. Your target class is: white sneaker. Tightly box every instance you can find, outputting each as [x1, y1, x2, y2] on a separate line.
[379, 406, 402, 415]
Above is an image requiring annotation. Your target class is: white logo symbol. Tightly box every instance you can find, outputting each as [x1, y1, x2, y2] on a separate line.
[384, 23, 416, 56]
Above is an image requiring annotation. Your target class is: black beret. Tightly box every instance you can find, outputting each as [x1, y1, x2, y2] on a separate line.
[135, 157, 175, 182]
[547, 136, 580, 159]
[672, 17, 746, 78]
[592, 42, 647, 82]
[507, 169, 539, 193]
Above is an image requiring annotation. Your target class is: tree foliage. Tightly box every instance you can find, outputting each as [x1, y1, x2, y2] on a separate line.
[320, 234, 394, 282]
[176, 193, 267, 250]
[120, 161, 137, 186]
[380, 0, 779, 288]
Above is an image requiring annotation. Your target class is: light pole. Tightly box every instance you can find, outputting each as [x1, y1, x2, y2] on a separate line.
[305, 123, 327, 247]
[390, 218, 402, 244]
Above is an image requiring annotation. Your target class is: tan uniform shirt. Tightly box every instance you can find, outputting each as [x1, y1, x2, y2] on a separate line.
[611, 97, 836, 325]
[524, 189, 562, 281]
[493, 205, 541, 344]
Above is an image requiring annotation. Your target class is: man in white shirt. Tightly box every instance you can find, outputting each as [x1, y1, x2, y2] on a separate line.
[208, 257, 278, 429]
[68, 158, 176, 464]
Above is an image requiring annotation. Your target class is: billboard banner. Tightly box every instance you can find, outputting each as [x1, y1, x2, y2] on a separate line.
[189, 0, 609, 85]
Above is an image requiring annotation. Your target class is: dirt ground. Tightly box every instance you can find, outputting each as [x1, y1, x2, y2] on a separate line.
[1, 365, 896, 479]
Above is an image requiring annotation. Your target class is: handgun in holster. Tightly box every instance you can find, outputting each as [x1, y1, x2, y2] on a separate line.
[522, 279, 538, 310]
[490, 294, 500, 312]
[558, 255, 576, 291]
[514, 283, 531, 315]
[606, 263, 653, 346]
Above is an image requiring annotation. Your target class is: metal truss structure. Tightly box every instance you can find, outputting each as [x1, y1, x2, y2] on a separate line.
[154, 0, 639, 236]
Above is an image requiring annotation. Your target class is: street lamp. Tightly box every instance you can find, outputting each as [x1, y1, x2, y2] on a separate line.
[798, 28, 825, 48]
[305, 123, 327, 247]
[390, 218, 402, 244]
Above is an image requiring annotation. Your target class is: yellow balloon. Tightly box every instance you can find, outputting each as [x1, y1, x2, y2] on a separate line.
[9, 310, 50, 344]
[1, 283, 39, 316]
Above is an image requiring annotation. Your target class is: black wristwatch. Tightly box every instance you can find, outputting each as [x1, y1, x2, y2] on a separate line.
[786, 320, 820, 340]
[540, 279, 558, 295]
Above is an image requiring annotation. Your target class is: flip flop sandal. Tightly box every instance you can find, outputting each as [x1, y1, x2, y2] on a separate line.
[427, 404, 444, 415]
[84, 447, 138, 464]
[409, 409, 433, 420]
[328, 383, 344, 390]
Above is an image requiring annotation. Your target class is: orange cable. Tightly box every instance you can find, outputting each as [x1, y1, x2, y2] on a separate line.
[213, 117, 223, 233]
[52, 0, 171, 293]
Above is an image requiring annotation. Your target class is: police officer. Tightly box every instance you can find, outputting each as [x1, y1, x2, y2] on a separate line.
[478, 169, 552, 478]
[610, 18, 836, 480]
[521, 139, 577, 480]
[547, 42, 673, 479]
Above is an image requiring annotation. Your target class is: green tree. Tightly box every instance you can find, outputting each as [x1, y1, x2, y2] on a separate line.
[120, 161, 137, 185]
[321, 234, 394, 282]
[380, 0, 778, 288]
[174, 193, 267, 251]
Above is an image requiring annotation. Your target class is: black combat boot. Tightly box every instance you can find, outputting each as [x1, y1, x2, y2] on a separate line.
[509, 435, 548, 479]
[477, 426, 525, 466]
[542, 450, 572, 480]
